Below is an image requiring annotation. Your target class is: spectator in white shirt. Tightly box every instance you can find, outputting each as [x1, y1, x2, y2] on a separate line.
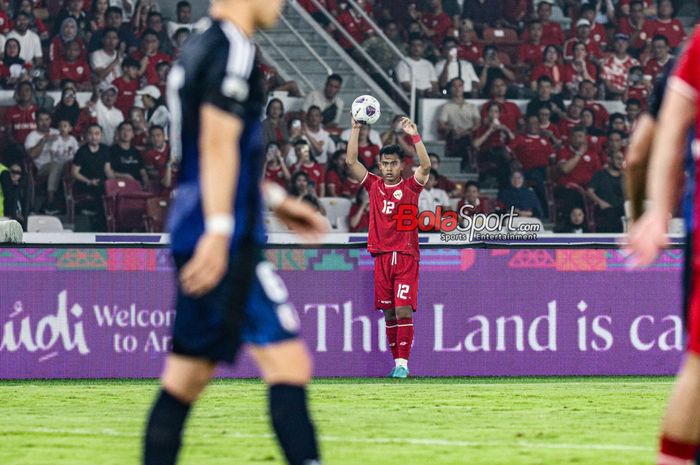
[302, 73, 344, 127]
[419, 169, 451, 213]
[90, 27, 123, 88]
[7, 12, 42, 66]
[90, 85, 124, 145]
[49, 118, 79, 165]
[302, 106, 336, 164]
[24, 110, 61, 211]
[137, 85, 170, 132]
[166, 1, 193, 38]
[395, 37, 438, 97]
[435, 36, 479, 94]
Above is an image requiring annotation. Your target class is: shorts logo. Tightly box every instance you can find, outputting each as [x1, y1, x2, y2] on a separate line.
[379, 300, 392, 304]
[393, 190, 403, 200]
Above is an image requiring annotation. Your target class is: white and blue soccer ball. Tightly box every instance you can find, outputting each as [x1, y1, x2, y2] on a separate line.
[351, 95, 381, 125]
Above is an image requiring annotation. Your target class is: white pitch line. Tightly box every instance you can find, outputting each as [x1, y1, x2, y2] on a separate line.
[8, 427, 653, 452]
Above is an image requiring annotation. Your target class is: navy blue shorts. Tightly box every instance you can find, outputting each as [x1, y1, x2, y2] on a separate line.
[171, 247, 299, 363]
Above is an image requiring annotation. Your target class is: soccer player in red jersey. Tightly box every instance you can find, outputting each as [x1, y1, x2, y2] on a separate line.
[627, 26, 700, 465]
[346, 116, 430, 378]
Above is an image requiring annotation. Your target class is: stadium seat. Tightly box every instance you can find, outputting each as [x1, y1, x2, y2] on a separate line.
[319, 197, 352, 230]
[103, 179, 154, 232]
[143, 197, 171, 233]
[62, 162, 95, 225]
[27, 215, 64, 232]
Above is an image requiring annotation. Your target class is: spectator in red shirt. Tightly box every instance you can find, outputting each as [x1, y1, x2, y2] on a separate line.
[348, 188, 370, 232]
[643, 35, 673, 79]
[600, 33, 639, 100]
[555, 125, 601, 216]
[357, 125, 380, 170]
[533, 0, 564, 45]
[530, 45, 564, 94]
[558, 96, 585, 143]
[111, 57, 140, 115]
[415, 0, 452, 47]
[562, 42, 598, 97]
[537, 106, 562, 148]
[518, 20, 546, 69]
[0, 1, 10, 35]
[577, 3, 607, 51]
[617, 0, 656, 17]
[49, 17, 86, 62]
[143, 124, 169, 185]
[460, 0, 504, 36]
[292, 140, 325, 197]
[624, 66, 651, 110]
[49, 40, 91, 90]
[580, 108, 607, 164]
[2, 81, 37, 145]
[473, 102, 515, 189]
[654, 0, 685, 50]
[132, 29, 171, 85]
[325, 150, 353, 198]
[510, 114, 555, 187]
[264, 141, 291, 190]
[563, 19, 603, 63]
[479, 77, 522, 133]
[336, 5, 368, 50]
[617, 0, 656, 57]
[456, 20, 483, 65]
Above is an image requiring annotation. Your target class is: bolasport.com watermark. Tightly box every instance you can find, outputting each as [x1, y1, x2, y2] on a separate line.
[392, 204, 541, 242]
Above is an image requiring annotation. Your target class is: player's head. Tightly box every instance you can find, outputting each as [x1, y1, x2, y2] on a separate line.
[212, 0, 283, 30]
[378, 144, 404, 184]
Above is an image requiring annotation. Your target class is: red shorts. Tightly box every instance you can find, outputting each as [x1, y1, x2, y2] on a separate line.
[373, 252, 419, 310]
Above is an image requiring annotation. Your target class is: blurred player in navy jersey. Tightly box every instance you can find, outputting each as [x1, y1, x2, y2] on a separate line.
[345, 116, 431, 378]
[627, 26, 700, 465]
[142, 1, 328, 464]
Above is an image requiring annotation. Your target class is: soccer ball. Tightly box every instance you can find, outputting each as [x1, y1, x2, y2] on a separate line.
[351, 95, 381, 125]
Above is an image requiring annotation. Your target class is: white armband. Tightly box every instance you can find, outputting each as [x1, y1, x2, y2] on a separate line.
[264, 183, 287, 211]
[205, 214, 235, 236]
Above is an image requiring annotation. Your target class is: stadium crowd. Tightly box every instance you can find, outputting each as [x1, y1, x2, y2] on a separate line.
[0, 0, 689, 233]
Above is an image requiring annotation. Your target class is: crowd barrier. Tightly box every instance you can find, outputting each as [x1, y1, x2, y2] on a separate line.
[0, 239, 685, 379]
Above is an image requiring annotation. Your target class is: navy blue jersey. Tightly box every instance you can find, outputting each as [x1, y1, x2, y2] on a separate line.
[166, 18, 266, 254]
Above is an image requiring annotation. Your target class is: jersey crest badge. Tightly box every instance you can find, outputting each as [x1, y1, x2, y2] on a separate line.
[393, 190, 403, 200]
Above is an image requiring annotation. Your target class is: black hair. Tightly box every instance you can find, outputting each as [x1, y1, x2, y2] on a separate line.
[379, 144, 404, 160]
[537, 75, 553, 86]
[428, 152, 440, 162]
[290, 171, 310, 196]
[117, 121, 133, 131]
[652, 34, 669, 45]
[35, 108, 51, 120]
[327, 73, 343, 85]
[266, 98, 285, 116]
[465, 181, 479, 190]
[106, 6, 122, 16]
[149, 125, 164, 133]
[626, 98, 642, 107]
[176, 0, 191, 9]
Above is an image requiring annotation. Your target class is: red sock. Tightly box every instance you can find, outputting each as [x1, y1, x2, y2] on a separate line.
[385, 321, 398, 359]
[396, 318, 414, 360]
[658, 435, 698, 465]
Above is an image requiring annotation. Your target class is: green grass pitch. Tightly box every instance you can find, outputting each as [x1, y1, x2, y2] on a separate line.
[0, 377, 673, 465]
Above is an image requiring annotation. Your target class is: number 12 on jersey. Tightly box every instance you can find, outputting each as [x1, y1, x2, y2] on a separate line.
[382, 200, 396, 214]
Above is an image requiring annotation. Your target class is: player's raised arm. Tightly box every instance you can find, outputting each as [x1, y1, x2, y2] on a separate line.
[345, 117, 369, 182]
[179, 104, 241, 296]
[401, 117, 431, 185]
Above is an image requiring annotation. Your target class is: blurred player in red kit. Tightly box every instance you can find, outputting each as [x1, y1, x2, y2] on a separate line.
[346, 116, 430, 378]
[627, 26, 700, 465]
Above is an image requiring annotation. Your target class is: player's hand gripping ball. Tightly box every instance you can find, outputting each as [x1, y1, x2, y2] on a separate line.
[351, 95, 381, 125]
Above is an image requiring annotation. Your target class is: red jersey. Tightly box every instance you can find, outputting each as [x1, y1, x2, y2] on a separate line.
[626, 85, 649, 109]
[112, 76, 139, 115]
[509, 133, 555, 170]
[358, 143, 380, 169]
[48, 58, 91, 85]
[325, 169, 344, 196]
[421, 11, 452, 45]
[143, 144, 169, 179]
[363, 172, 423, 260]
[530, 63, 564, 88]
[349, 203, 370, 232]
[49, 36, 86, 61]
[342, 176, 362, 199]
[644, 57, 672, 80]
[336, 10, 368, 49]
[3, 104, 38, 144]
[601, 55, 639, 91]
[558, 117, 581, 140]
[0, 11, 10, 34]
[563, 38, 603, 61]
[557, 145, 601, 187]
[562, 61, 598, 88]
[458, 42, 483, 64]
[670, 26, 700, 171]
[522, 21, 564, 45]
[131, 51, 171, 85]
[474, 124, 513, 151]
[517, 42, 546, 67]
[654, 19, 685, 49]
[585, 102, 610, 131]
[617, 18, 657, 51]
[294, 162, 325, 197]
[479, 100, 522, 132]
[265, 164, 288, 189]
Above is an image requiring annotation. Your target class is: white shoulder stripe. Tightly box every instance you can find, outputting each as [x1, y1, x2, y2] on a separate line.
[220, 21, 255, 79]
